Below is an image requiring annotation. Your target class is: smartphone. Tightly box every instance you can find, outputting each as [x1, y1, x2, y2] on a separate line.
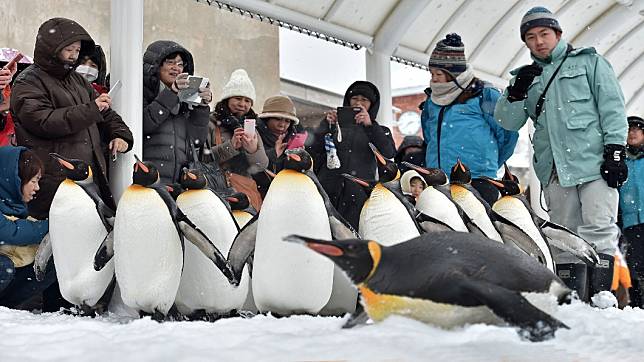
[336, 106, 362, 128]
[108, 80, 122, 97]
[244, 118, 256, 136]
[286, 132, 308, 150]
[2, 52, 23, 70]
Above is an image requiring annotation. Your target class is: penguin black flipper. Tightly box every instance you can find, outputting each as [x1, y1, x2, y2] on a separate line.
[177, 214, 238, 286]
[458, 278, 569, 342]
[537, 218, 600, 265]
[93, 230, 114, 271]
[307, 170, 359, 238]
[492, 215, 549, 266]
[228, 214, 259, 280]
[416, 212, 455, 232]
[78, 182, 115, 232]
[34, 233, 52, 282]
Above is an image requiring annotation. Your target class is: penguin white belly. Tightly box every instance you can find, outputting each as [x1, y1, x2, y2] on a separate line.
[451, 186, 503, 242]
[175, 190, 249, 314]
[493, 197, 555, 272]
[359, 185, 419, 246]
[253, 170, 334, 315]
[114, 186, 183, 314]
[49, 180, 114, 307]
[416, 188, 468, 232]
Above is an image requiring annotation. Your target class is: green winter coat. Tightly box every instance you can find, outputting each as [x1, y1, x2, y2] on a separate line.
[494, 39, 628, 187]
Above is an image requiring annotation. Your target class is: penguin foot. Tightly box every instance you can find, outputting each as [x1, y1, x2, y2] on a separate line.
[517, 319, 569, 342]
[238, 310, 256, 319]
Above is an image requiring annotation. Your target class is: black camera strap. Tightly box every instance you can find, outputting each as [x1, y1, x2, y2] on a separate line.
[534, 44, 573, 120]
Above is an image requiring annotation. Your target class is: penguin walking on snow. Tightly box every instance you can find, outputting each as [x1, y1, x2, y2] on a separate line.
[403, 162, 469, 233]
[36, 153, 115, 314]
[109, 156, 237, 320]
[449, 159, 503, 242]
[239, 148, 358, 316]
[345, 144, 422, 246]
[174, 168, 251, 319]
[285, 232, 571, 342]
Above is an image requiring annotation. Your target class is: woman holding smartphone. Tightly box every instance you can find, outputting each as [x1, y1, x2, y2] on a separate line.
[205, 69, 268, 211]
[254, 95, 305, 197]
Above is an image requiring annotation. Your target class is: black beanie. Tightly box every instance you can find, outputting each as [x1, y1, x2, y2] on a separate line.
[347, 83, 377, 104]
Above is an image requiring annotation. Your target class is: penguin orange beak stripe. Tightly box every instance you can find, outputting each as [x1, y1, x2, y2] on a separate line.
[368, 143, 387, 166]
[226, 196, 239, 203]
[305, 242, 344, 257]
[264, 169, 277, 179]
[342, 173, 370, 188]
[134, 155, 149, 173]
[486, 179, 505, 189]
[402, 161, 430, 175]
[457, 159, 466, 173]
[286, 153, 301, 162]
[50, 153, 75, 170]
[187, 171, 197, 180]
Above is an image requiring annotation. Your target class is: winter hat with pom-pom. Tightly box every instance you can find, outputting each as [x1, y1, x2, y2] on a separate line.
[428, 33, 467, 77]
[520, 7, 562, 41]
[220, 69, 256, 105]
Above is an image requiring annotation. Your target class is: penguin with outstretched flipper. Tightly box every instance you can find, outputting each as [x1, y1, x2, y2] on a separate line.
[285, 233, 571, 342]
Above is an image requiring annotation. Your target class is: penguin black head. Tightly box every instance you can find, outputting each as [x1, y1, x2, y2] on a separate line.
[450, 159, 471, 185]
[49, 153, 92, 182]
[132, 155, 160, 187]
[482, 177, 521, 197]
[502, 164, 520, 184]
[226, 192, 250, 210]
[341, 173, 377, 196]
[283, 235, 379, 285]
[283, 148, 313, 172]
[180, 168, 207, 190]
[402, 161, 448, 187]
[369, 143, 399, 183]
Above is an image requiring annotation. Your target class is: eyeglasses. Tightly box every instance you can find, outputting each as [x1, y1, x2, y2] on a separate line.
[163, 59, 184, 68]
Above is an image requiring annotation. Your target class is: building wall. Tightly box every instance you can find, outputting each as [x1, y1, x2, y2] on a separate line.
[392, 92, 425, 147]
[0, 0, 280, 107]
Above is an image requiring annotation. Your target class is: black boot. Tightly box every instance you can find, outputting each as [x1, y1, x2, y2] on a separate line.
[556, 263, 589, 302]
[589, 253, 615, 297]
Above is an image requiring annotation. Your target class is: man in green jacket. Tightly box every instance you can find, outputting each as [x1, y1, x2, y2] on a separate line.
[494, 7, 629, 301]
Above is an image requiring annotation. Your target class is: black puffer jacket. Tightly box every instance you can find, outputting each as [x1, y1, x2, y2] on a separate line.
[142, 40, 210, 184]
[309, 81, 396, 229]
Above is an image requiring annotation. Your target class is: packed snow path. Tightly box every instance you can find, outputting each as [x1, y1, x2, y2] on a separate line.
[1, 300, 644, 361]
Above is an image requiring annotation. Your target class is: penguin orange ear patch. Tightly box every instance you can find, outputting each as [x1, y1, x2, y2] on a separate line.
[306, 242, 343, 257]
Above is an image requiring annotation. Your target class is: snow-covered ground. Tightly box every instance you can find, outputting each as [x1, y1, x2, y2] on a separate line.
[2, 299, 644, 362]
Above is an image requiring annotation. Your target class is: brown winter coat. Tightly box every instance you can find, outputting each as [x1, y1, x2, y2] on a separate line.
[10, 18, 133, 218]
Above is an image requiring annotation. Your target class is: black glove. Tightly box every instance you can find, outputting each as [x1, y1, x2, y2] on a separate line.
[600, 144, 628, 188]
[507, 64, 543, 102]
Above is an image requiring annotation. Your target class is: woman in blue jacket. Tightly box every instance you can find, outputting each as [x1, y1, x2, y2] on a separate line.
[0, 146, 55, 309]
[621, 116, 644, 307]
[421, 34, 518, 203]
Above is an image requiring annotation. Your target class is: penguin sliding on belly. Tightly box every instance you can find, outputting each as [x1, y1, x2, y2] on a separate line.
[285, 232, 571, 342]
[239, 148, 358, 316]
[174, 169, 251, 319]
[344, 144, 422, 246]
[108, 156, 237, 320]
[35, 153, 115, 314]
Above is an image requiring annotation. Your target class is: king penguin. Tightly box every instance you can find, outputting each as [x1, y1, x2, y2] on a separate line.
[112, 156, 237, 319]
[243, 148, 358, 316]
[345, 144, 422, 246]
[43, 153, 115, 313]
[449, 159, 503, 242]
[174, 168, 251, 318]
[285, 233, 571, 342]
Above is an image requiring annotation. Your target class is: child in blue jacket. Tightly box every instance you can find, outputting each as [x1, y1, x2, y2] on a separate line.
[0, 146, 55, 309]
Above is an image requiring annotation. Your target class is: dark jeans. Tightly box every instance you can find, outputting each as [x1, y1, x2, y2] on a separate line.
[625, 224, 644, 307]
[0, 256, 56, 309]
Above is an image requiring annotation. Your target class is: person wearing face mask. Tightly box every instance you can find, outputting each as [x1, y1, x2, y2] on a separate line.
[10, 18, 133, 220]
[142, 40, 212, 184]
[76, 44, 108, 94]
[308, 80, 396, 229]
[0, 147, 56, 310]
[205, 69, 268, 211]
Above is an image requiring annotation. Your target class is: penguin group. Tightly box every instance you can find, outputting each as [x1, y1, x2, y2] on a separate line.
[35, 148, 602, 341]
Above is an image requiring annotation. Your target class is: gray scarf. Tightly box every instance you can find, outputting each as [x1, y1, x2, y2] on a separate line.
[430, 67, 475, 106]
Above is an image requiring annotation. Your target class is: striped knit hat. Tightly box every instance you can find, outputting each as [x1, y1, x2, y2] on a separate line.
[428, 33, 467, 77]
[520, 7, 562, 41]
